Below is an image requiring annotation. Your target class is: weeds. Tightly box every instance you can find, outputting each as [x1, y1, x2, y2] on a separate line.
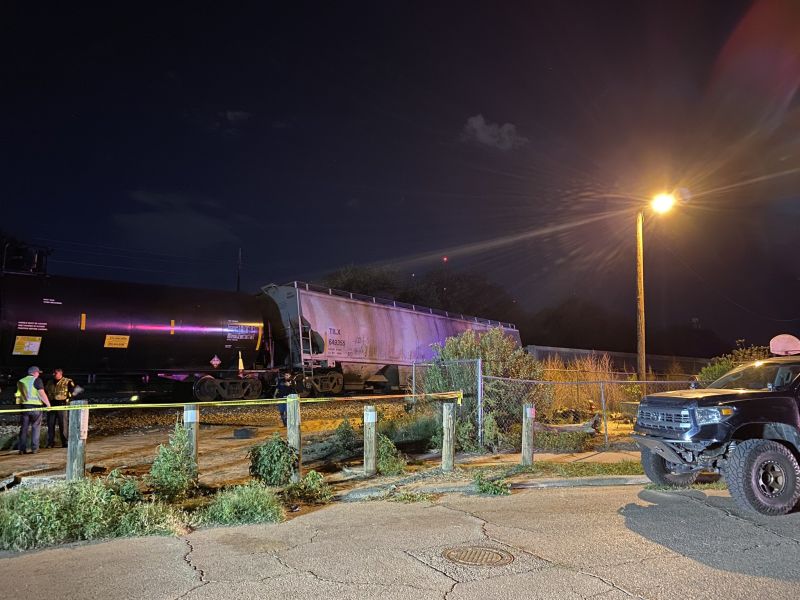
[645, 481, 727, 491]
[147, 422, 198, 501]
[248, 433, 298, 486]
[200, 481, 284, 526]
[507, 461, 644, 478]
[377, 434, 407, 475]
[332, 419, 359, 455]
[0, 479, 185, 552]
[283, 470, 333, 504]
[473, 471, 511, 495]
[387, 491, 435, 503]
[106, 469, 142, 502]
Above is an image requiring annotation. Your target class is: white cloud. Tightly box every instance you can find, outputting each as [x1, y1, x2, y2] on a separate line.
[461, 114, 528, 151]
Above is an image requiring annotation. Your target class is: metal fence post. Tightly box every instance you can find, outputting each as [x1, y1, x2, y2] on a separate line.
[411, 362, 416, 397]
[442, 402, 455, 472]
[183, 403, 199, 466]
[522, 403, 535, 466]
[286, 394, 302, 483]
[66, 400, 88, 481]
[600, 383, 609, 450]
[363, 405, 377, 476]
[476, 357, 484, 448]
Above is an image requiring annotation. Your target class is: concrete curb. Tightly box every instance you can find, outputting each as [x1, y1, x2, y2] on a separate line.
[339, 474, 650, 501]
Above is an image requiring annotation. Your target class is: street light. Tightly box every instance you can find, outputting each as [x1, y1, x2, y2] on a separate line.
[636, 192, 676, 384]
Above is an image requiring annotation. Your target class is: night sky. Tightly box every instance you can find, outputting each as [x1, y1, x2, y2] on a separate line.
[4, 0, 800, 348]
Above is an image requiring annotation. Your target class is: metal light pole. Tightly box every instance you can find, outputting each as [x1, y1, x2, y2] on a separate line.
[636, 192, 676, 384]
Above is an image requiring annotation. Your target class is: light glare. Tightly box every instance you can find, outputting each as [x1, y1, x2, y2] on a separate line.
[651, 193, 676, 214]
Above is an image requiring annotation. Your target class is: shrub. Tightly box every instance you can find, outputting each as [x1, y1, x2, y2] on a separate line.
[383, 414, 440, 446]
[377, 434, 407, 475]
[248, 433, 298, 486]
[283, 470, 333, 504]
[698, 341, 770, 386]
[533, 430, 594, 453]
[333, 419, 359, 454]
[200, 482, 284, 526]
[473, 471, 511, 495]
[147, 423, 198, 501]
[0, 479, 185, 551]
[106, 469, 142, 503]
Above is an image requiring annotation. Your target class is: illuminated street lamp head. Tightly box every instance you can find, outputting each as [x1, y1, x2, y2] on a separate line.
[651, 192, 676, 214]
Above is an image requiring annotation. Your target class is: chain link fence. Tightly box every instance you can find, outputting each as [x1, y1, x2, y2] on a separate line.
[410, 358, 694, 453]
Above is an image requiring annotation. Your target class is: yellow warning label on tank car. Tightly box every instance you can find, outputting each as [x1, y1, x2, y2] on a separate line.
[104, 334, 130, 349]
[13, 336, 42, 355]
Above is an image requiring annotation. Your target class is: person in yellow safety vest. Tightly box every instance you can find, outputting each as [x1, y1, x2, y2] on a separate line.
[15, 366, 51, 454]
[45, 368, 75, 448]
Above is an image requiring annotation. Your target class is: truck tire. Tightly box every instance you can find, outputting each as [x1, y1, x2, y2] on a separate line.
[641, 447, 699, 487]
[725, 439, 800, 516]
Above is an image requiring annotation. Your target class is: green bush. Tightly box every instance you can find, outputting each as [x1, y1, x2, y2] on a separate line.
[147, 423, 198, 501]
[383, 414, 440, 447]
[697, 341, 770, 386]
[533, 430, 594, 453]
[200, 482, 284, 526]
[473, 471, 511, 495]
[283, 470, 333, 504]
[333, 419, 359, 454]
[106, 469, 142, 503]
[377, 434, 407, 475]
[0, 479, 185, 551]
[248, 433, 298, 486]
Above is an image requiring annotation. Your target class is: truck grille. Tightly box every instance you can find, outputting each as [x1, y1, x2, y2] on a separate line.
[637, 406, 692, 432]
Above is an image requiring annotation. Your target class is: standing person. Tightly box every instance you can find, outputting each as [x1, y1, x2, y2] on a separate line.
[45, 368, 75, 448]
[273, 371, 296, 427]
[15, 366, 51, 454]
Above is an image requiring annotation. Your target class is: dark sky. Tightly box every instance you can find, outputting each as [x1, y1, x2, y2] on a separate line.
[4, 0, 800, 346]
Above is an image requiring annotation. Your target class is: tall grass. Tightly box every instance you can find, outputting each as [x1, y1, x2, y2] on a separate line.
[0, 479, 185, 551]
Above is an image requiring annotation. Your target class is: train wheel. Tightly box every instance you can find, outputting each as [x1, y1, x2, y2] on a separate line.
[193, 375, 219, 402]
[242, 378, 263, 399]
[329, 372, 344, 395]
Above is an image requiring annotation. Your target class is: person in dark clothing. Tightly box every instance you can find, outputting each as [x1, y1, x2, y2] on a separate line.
[15, 366, 51, 454]
[273, 371, 297, 427]
[45, 368, 75, 448]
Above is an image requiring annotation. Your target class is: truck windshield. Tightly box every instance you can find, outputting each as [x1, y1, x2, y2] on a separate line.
[708, 360, 800, 391]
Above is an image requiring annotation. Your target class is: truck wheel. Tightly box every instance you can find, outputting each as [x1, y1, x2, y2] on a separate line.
[725, 439, 800, 516]
[641, 447, 699, 487]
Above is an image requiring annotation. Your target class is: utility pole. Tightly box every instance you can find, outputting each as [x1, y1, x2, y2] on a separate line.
[636, 211, 646, 384]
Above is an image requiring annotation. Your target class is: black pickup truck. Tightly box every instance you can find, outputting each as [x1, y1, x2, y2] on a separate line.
[633, 357, 800, 515]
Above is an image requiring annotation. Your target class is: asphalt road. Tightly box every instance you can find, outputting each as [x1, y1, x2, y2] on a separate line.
[2, 484, 799, 599]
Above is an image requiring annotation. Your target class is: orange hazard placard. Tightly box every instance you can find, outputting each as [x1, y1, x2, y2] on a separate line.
[104, 335, 130, 349]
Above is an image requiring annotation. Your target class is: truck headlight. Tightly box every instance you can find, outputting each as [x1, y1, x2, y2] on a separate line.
[695, 406, 735, 425]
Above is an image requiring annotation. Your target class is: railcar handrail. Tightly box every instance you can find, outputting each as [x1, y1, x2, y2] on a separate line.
[287, 280, 518, 329]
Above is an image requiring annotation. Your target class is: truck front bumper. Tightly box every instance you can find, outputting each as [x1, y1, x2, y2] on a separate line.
[632, 434, 689, 465]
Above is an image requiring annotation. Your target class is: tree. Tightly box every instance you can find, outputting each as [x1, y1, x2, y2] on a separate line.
[697, 340, 771, 385]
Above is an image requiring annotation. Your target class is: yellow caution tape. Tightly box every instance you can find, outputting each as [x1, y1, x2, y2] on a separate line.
[0, 390, 464, 414]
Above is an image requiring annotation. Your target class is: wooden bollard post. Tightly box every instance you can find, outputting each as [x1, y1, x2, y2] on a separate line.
[442, 402, 455, 472]
[363, 405, 377, 476]
[66, 400, 88, 481]
[183, 404, 199, 466]
[522, 403, 535, 466]
[286, 394, 301, 483]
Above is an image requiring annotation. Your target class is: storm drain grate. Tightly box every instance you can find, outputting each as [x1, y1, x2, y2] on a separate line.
[442, 546, 515, 567]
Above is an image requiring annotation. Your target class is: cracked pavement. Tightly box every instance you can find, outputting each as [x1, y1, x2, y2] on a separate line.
[1, 485, 799, 599]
